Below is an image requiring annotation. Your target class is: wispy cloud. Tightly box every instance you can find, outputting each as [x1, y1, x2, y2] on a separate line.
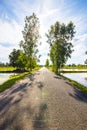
[0, 19, 22, 44]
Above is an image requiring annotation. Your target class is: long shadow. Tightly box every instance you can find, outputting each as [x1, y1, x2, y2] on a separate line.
[66, 82, 87, 103]
[0, 115, 15, 130]
[0, 96, 13, 115]
[10, 82, 31, 94]
[33, 102, 48, 130]
[54, 75, 61, 79]
[0, 73, 39, 130]
[0, 110, 23, 130]
[0, 81, 32, 116]
[28, 74, 35, 81]
[0, 99, 36, 130]
[66, 81, 73, 86]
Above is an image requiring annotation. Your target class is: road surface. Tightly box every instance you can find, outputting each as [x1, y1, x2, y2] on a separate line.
[0, 68, 87, 130]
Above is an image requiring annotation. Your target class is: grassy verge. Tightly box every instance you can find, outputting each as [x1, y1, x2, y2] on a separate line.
[62, 75, 87, 93]
[0, 67, 16, 72]
[0, 72, 29, 92]
[0, 67, 41, 92]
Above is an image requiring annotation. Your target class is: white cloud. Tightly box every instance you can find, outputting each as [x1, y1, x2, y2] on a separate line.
[76, 34, 87, 43]
[0, 45, 20, 63]
[67, 36, 87, 65]
[0, 19, 23, 44]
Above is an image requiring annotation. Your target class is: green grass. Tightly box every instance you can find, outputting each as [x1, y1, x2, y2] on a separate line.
[0, 67, 41, 92]
[0, 67, 16, 72]
[62, 75, 87, 93]
[0, 72, 30, 92]
[63, 65, 87, 69]
[45, 66, 53, 71]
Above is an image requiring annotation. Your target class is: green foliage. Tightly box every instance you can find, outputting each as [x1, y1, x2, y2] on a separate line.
[85, 51, 87, 65]
[8, 13, 40, 71]
[0, 62, 9, 67]
[85, 59, 87, 65]
[46, 21, 75, 74]
[9, 49, 20, 67]
[63, 64, 87, 69]
[9, 49, 27, 70]
[20, 13, 40, 71]
[16, 51, 28, 69]
[45, 59, 49, 67]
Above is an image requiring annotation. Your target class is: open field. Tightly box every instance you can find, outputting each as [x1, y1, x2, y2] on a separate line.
[0, 67, 16, 72]
[61, 68, 87, 73]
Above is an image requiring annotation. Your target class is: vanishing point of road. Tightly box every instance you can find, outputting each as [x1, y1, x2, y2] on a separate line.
[0, 68, 87, 130]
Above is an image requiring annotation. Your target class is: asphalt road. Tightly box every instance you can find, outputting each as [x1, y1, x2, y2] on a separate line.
[0, 68, 87, 130]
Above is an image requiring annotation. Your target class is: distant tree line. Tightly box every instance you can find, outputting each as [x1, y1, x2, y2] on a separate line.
[0, 62, 9, 67]
[63, 64, 87, 69]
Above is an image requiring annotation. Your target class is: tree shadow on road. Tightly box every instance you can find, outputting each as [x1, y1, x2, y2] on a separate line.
[28, 74, 36, 81]
[37, 82, 44, 89]
[0, 72, 43, 130]
[33, 102, 48, 130]
[0, 82, 31, 116]
[0, 109, 28, 130]
[0, 93, 35, 130]
[54, 75, 61, 79]
[66, 82, 87, 103]
[10, 82, 29, 94]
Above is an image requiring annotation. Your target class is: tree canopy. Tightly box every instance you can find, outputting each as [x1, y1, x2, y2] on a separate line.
[9, 13, 40, 71]
[46, 21, 75, 74]
[9, 49, 27, 70]
[45, 59, 49, 67]
[20, 13, 40, 70]
[85, 51, 87, 65]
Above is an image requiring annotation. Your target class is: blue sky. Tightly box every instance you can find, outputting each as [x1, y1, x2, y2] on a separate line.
[0, 0, 87, 65]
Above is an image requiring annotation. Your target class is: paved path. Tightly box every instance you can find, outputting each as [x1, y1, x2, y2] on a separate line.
[0, 68, 87, 130]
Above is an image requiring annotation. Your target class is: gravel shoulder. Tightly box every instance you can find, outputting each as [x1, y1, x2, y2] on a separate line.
[0, 68, 87, 130]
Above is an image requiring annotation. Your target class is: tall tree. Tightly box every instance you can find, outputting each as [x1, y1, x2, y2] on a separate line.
[85, 59, 87, 65]
[46, 21, 75, 74]
[20, 13, 40, 71]
[45, 59, 49, 67]
[85, 51, 87, 65]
